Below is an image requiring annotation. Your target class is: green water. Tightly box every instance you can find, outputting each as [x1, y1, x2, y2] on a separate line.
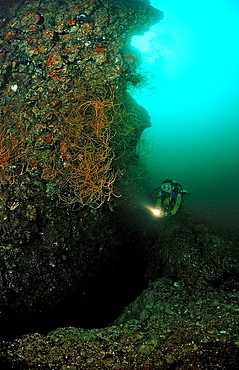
[131, 0, 239, 232]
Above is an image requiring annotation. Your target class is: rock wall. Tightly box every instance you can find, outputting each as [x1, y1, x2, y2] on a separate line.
[1, 3, 239, 368]
[0, 0, 162, 337]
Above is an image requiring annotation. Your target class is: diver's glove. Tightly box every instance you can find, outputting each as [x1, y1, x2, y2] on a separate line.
[163, 211, 171, 218]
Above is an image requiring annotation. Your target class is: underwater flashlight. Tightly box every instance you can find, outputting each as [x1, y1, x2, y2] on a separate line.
[151, 207, 164, 217]
[146, 206, 164, 218]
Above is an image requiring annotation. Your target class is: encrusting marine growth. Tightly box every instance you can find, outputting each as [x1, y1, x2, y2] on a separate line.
[0, 89, 143, 208]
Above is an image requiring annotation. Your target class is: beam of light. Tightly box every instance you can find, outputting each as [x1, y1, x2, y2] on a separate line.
[147, 206, 164, 218]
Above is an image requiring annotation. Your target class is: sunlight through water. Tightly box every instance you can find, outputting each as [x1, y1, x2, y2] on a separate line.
[131, 0, 239, 231]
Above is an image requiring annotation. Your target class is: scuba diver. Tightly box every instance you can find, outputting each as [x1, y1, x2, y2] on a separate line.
[152, 179, 189, 218]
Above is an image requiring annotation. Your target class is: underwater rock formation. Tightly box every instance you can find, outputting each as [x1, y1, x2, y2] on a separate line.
[1, 209, 239, 368]
[0, 0, 162, 338]
[0, 0, 161, 208]
[1, 1, 239, 368]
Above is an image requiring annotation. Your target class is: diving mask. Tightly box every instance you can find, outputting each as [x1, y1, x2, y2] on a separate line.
[161, 182, 173, 193]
